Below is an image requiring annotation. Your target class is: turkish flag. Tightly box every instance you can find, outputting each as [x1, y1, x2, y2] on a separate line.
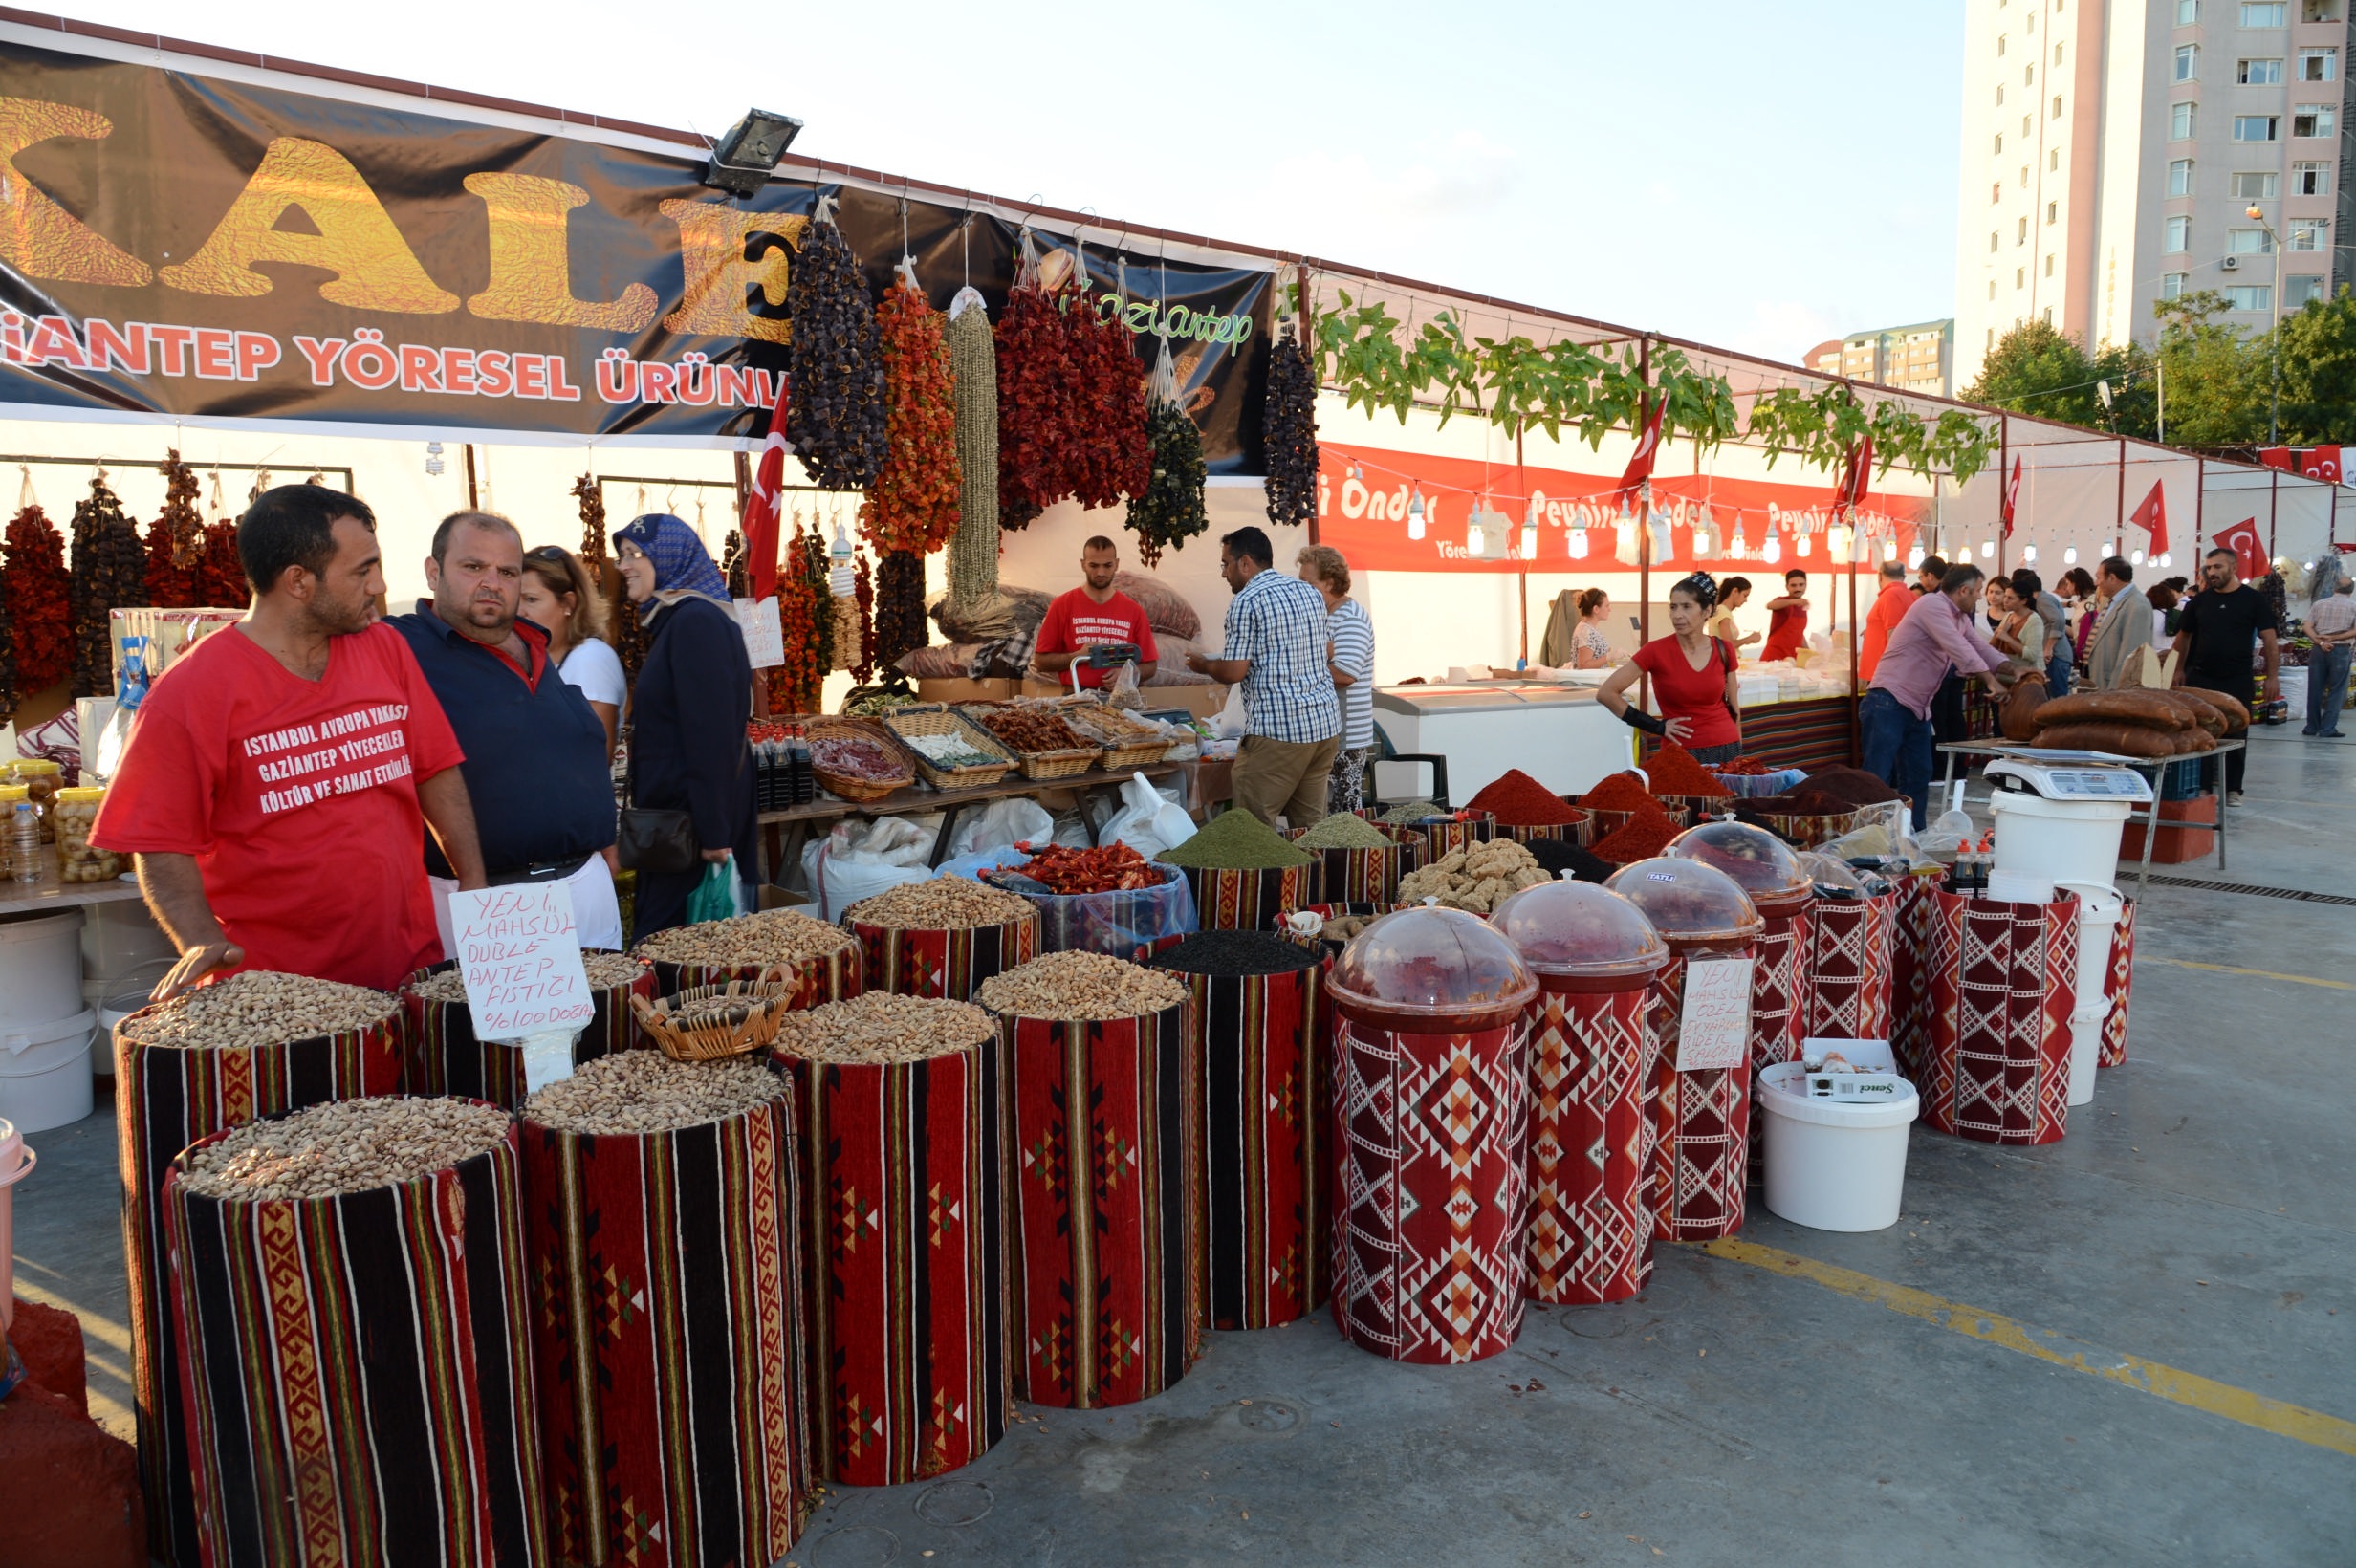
[1617, 394, 1666, 495]
[742, 378, 791, 599]
[1998, 455, 2023, 538]
[2301, 445, 2344, 483]
[2258, 446, 2295, 471]
[2214, 516, 2267, 580]
[2128, 479, 2169, 555]
[1836, 435, 1876, 513]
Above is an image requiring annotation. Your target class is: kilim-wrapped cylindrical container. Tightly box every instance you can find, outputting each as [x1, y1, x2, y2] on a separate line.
[1288, 838, 1422, 904]
[2099, 897, 2136, 1069]
[1800, 891, 1899, 1043]
[1583, 803, 1692, 841]
[632, 909, 863, 1007]
[847, 909, 1039, 1002]
[1493, 813, 1594, 849]
[1365, 808, 1497, 863]
[1653, 794, 1733, 827]
[163, 1101, 544, 1568]
[1739, 808, 1863, 849]
[1175, 862, 1318, 933]
[1001, 1000, 1200, 1407]
[1603, 858, 1764, 1245]
[519, 1062, 809, 1568]
[1152, 933, 1325, 1330]
[1491, 880, 1669, 1306]
[774, 1000, 1009, 1486]
[1327, 906, 1537, 1363]
[118, 993, 406, 1568]
[1748, 895, 1814, 1074]
[1900, 885, 2078, 1145]
[1888, 873, 1944, 1085]
[402, 952, 658, 1109]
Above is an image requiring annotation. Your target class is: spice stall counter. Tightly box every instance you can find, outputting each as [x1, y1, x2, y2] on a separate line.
[1935, 741, 2238, 900]
[755, 764, 1184, 886]
[1371, 685, 1627, 806]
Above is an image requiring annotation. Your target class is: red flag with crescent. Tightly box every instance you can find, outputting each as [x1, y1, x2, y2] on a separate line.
[1617, 394, 1666, 495]
[2213, 516, 2267, 580]
[1999, 456, 2023, 538]
[743, 378, 791, 599]
[2301, 445, 2343, 484]
[1836, 435, 1876, 513]
[2128, 479, 2168, 555]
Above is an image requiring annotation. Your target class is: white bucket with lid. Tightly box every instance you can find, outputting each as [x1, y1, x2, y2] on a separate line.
[1758, 1047, 1919, 1232]
[0, 1119, 34, 1336]
[2056, 881, 2125, 1107]
[0, 1008, 96, 1134]
[1988, 789, 2133, 891]
[0, 910, 87, 1031]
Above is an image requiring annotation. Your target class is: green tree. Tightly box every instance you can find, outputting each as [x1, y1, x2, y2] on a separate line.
[2150, 292, 2265, 446]
[1960, 319, 2102, 425]
[2271, 285, 2356, 446]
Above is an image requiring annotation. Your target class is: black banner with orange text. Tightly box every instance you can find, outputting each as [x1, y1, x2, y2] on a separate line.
[0, 37, 1276, 468]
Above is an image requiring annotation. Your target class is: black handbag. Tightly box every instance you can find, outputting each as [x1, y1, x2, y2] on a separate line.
[617, 807, 697, 875]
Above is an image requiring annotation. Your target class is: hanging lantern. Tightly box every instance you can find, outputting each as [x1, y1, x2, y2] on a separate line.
[1881, 535, 1898, 562]
[1980, 539, 1996, 559]
[2022, 544, 2038, 565]
[1569, 527, 1589, 559]
[1349, 459, 1364, 484]
[1796, 528, 1813, 558]
[1728, 517, 1749, 558]
[1828, 521, 1852, 559]
[1407, 482, 1427, 541]
[1520, 496, 1539, 560]
[2130, 548, 2146, 566]
[1649, 508, 1674, 562]
[2063, 545, 2079, 565]
[1761, 530, 1781, 565]
[1467, 513, 1486, 556]
[1690, 514, 1712, 557]
[1907, 542, 1925, 571]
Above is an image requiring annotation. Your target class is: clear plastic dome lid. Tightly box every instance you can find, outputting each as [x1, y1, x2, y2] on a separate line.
[1602, 857, 1764, 945]
[1664, 820, 1812, 907]
[1795, 852, 1868, 896]
[1489, 879, 1669, 980]
[1330, 905, 1537, 1027]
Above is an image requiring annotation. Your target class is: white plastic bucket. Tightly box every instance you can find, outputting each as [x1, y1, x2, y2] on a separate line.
[80, 899, 174, 980]
[0, 1120, 33, 1337]
[1985, 866, 2058, 904]
[2056, 881, 2125, 1108]
[1758, 1060, 1919, 1232]
[1988, 790, 2133, 890]
[0, 1009, 97, 1134]
[0, 911, 87, 1031]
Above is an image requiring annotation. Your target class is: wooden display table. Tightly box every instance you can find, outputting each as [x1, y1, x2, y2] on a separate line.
[0, 845, 145, 917]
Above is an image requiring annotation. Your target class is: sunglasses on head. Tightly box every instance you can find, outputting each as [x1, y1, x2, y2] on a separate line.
[526, 545, 570, 562]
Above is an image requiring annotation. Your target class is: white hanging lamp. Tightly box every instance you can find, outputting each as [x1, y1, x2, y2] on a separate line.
[1407, 482, 1427, 541]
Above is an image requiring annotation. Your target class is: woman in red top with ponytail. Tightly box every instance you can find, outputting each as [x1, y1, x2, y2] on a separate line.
[1597, 572, 1744, 764]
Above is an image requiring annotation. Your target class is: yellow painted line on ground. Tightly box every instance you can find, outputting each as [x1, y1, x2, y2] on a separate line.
[2141, 955, 2356, 991]
[1699, 1239, 2356, 1458]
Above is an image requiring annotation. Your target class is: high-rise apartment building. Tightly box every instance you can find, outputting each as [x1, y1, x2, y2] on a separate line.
[1953, 0, 2354, 390]
[1808, 321, 1956, 395]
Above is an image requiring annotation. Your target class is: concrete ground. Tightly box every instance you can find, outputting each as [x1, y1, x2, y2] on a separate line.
[15, 727, 2352, 1566]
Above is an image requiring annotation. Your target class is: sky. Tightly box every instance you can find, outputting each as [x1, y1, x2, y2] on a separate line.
[50, 0, 1963, 364]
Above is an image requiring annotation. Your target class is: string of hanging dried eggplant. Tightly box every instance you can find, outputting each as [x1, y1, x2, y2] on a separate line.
[945, 289, 1000, 612]
[2, 500, 73, 692]
[71, 472, 145, 697]
[873, 549, 927, 677]
[578, 473, 644, 676]
[852, 552, 876, 683]
[993, 234, 1076, 530]
[860, 274, 961, 555]
[1125, 335, 1209, 567]
[721, 528, 751, 599]
[143, 451, 206, 608]
[1060, 264, 1151, 511]
[786, 198, 887, 490]
[1262, 318, 1320, 530]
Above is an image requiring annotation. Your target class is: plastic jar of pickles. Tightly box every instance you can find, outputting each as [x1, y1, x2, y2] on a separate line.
[7, 759, 62, 843]
[0, 783, 29, 881]
[54, 785, 118, 882]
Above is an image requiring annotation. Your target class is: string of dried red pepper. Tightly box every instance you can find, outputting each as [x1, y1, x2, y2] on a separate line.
[860, 275, 961, 555]
[1, 503, 71, 693]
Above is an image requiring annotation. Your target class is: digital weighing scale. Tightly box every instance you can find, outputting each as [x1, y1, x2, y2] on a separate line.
[1984, 754, 2155, 804]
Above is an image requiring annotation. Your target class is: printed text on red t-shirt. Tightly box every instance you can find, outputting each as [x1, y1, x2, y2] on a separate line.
[243, 703, 416, 815]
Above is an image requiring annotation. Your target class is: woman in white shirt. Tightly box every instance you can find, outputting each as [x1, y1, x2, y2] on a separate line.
[1298, 544, 1377, 812]
[520, 544, 627, 756]
[1572, 588, 1615, 667]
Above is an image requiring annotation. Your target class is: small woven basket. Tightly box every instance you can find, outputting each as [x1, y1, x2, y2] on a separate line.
[1053, 698, 1173, 770]
[960, 704, 1103, 780]
[630, 980, 796, 1062]
[880, 704, 1015, 789]
[806, 716, 916, 803]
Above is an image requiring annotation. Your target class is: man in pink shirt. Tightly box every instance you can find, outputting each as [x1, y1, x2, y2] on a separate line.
[1863, 562, 2018, 827]
[1033, 535, 1160, 690]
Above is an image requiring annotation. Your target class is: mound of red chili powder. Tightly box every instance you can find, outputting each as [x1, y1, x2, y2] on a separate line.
[1466, 769, 1585, 826]
[1641, 742, 1733, 797]
[1578, 772, 1656, 811]
[1591, 799, 1677, 863]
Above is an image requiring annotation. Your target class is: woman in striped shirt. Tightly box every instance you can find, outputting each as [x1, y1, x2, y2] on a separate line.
[1298, 545, 1378, 813]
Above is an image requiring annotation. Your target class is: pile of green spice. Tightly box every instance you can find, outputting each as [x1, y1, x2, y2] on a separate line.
[1376, 798, 1444, 824]
[1296, 813, 1394, 850]
[1157, 809, 1315, 869]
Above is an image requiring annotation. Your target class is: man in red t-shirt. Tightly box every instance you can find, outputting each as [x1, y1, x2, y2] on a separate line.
[1758, 569, 1810, 662]
[92, 484, 487, 998]
[1859, 560, 1914, 681]
[1032, 535, 1160, 690]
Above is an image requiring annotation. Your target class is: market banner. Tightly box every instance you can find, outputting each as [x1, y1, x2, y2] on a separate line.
[1316, 442, 1929, 574]
[0, 36, 1276, 467]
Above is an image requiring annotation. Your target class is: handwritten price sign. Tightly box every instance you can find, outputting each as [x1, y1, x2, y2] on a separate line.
[446, 882, 596, 1042]
[1675, 955, 1756, 1072]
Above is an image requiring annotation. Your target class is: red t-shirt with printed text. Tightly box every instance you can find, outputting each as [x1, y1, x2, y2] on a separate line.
[1033, 588, 1159, 688]
[91, 622, 466, 991]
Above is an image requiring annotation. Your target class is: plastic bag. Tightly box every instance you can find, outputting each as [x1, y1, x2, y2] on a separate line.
[1095, 771, 1198, 859]
[801, 819, 935, 921]
[934, 842, 1033, 881]
[946, 796, 1055, 859]
[685, 855, 742, 924]
[1917, 807, 1974, 860]
[991, 861, 1198, 955]
[1106, 658, 1145, 711]
[1208, 684, 1248, 741]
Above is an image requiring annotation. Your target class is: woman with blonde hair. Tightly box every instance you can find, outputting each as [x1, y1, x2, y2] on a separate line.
[519, 544, 626, 756]
[1297, 543, 1377, 812]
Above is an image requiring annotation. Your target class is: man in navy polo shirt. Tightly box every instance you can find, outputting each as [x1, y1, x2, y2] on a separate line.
[388, 511, 622, 951]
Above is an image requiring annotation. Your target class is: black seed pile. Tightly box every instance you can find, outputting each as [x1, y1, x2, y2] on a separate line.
[1527, 838, 1616, 885]
[1151, 929, 1320, 977]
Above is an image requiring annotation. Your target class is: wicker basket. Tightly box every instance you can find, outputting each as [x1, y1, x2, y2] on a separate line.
[630, 981, 796, 1062]
[1052, 698, 1174, 771]
[881, 704, 1015, 789]
[959, 704, 1103, 780]
[805, 715, 916, 803]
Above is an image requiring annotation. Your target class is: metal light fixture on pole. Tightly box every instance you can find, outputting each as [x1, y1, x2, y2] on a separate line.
[2247, 204, 2283, 444]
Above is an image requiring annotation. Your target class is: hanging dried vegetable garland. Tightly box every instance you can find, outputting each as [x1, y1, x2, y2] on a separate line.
[786, 198, 887, 490]
[993, 235, 1076, 531]
[71, 472, 146, 697]
[1125, 338, 1209, 568]
[2, 501, 73, 692]
[0, 590, 14, 726]
[945, 288, 1000, 613]
[578, 474, 644, 676]
[859, 273, 961, 555]
[851, 552, 876, 684]
[1262, 320, 1320, 530]
[142, 515, 196, 609]
[721, 528, 751, 599]
[1061, 271, 1151, 511]
[143, 451, 206, 608]
[770, 524, 832, 715]
[193, 519, 247, 608]
[873, 549, 927, 676]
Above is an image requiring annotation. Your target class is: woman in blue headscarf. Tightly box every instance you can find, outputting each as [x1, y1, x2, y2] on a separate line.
[613, 513, 756, 941]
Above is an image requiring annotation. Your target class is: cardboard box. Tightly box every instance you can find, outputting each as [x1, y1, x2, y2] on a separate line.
[1137, 684, 1231, 721]
[914, 676, 1064, 705]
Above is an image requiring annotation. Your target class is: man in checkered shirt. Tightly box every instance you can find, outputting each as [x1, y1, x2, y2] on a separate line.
[1187, 525, 1340, 828]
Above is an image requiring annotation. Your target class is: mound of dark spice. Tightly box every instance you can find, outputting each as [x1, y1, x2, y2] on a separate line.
[1527, 838, 1617, 884]
[1151, 928, 1320, 977]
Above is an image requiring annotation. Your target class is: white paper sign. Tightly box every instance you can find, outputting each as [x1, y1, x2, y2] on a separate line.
[446, 882, 596, 1042]
[1675, 955, 1756, 1072]
[734, 596, 785, 669]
